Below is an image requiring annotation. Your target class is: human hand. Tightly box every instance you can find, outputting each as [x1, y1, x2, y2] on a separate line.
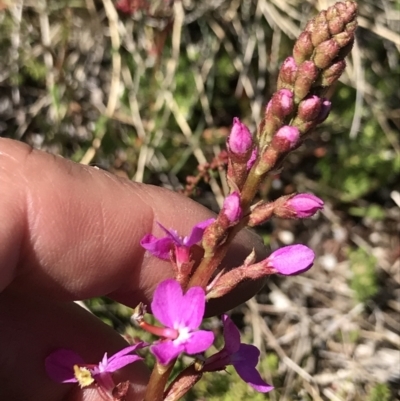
[0, 138, 265, 401]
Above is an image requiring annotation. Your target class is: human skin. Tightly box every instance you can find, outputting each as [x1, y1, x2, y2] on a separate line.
[0, 138, 265, 401]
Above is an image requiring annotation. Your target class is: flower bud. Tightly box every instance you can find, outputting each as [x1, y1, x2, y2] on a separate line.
[320, 60, 346, 87]
[334, 30, 354, 48]
[277, 57, 298, 88]
[297, 96, 323, 121]
[294, 61, 319, 102]
[293, 32, 314, 64]
[340, 1, 358, 25]
[248, 201, 275, 226]
[317, 99, 332, 122]
[266, 244, 315, 275]
[227, 117, 253, 155]
[289, 193, 324, 217]
[311, 12, 330, 47]
[222, 192, 242, 224]
[272, 126, 300, 151]
[265, 89, 294, 120]
[313, 39, 341, 69]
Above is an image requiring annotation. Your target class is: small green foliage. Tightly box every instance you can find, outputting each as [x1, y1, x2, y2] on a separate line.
[22, 58, 48, 82]
[264, 352, 279, 373]
[348, 204, 386, 220]
[348, 248, 378, 303]
[366, 383, 391, 401]
[185, 368, 271, 401]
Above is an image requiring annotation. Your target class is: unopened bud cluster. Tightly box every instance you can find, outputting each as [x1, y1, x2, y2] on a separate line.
[256, 0, 357, 160]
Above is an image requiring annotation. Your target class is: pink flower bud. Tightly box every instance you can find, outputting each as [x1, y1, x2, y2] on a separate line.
[287, 193, 324, 218]
[298, 96, 323, 121]
[317, 99, 331, 122]
[246, 148, 257, 170]
[222, 192, 242, 223]
[278, 57, 298, 87]
[266, 89, 294, 119]
[267, 244, 315, 275]
[293, 32, 314, 64]
[228, 117, 252, 155]
[274, 126, 300, 150]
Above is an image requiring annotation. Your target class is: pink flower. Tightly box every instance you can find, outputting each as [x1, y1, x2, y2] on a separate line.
[227, 117, 253, 155]
[140, 218, 214, 264]
[45, 343, 146, 393]
[287, 193, 324, 218]
[266, 244, 315, 275]
[148, 279, 214, 365]
[203, 315, 273, 393]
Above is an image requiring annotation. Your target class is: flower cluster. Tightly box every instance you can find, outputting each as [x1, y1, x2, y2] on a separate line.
[45, 2, 357, 400]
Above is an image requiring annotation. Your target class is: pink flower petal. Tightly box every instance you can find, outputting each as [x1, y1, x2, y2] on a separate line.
[45, 349, 84, 383]
[140, 234, 172, 260]
[151, 341, 185, 365]
[184, 218, 215, 246]
[268, 244, 315, 275]
[151, 279, 184, 328]
[183, 330, 214, 355]
[288, 193, 324, 218]
[179, 286, 206, 329]
[157, 223, 182, 244]
[222, 192, 242, 223]
[152, 280, 206, 330]
[105, 354, 143, 372]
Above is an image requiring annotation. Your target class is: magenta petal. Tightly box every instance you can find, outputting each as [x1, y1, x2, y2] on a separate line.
[151, 341, 185, 365]
[233, 344, 273, 393]
[108, 343, 147, 361]
[269, 244, 315, 275]
[288, 193, 324, 218]
[221, 315, 241, 354]
[140, 234, 172, 260]
[105, 354, 143, 372]
[104, 343, 147, 372]
[234, 362, 274, 393]
[232, 343, 260, 365]
[157, 222, 182, 245]
[183, 330, 214, 355]
[152, 280, 206, 330]
[45, 349, 84, 383]
[180, 286, 206, 329]
[184, 218, 215, 246]
[222, 192, 242, 223]
[152, 279, 184, 328]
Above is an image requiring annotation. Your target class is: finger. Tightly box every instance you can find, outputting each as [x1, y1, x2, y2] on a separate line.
[0, 138, 266, 310]
[0, 288, 149, 401]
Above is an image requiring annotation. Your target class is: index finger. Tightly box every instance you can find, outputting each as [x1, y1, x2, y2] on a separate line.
[0, 138, 265, 310]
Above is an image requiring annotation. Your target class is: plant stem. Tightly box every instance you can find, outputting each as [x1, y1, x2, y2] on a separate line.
[144, 360, 176, 401]
[188, 165, 264, 289]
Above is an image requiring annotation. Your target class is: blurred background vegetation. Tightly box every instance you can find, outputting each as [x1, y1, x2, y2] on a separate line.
[0, 0, 399, 400]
